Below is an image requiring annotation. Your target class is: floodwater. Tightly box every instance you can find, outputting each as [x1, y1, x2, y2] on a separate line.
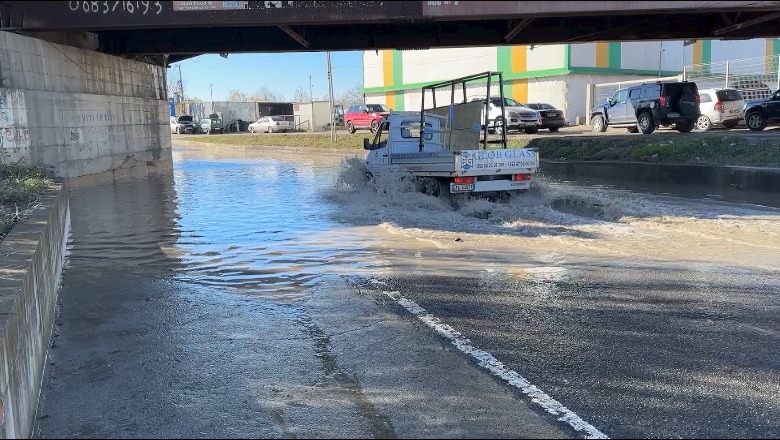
[34, 145, 780, 439]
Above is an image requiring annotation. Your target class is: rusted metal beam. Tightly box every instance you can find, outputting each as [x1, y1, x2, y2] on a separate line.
[278, 25, 310, 48]
[713, 11, 780, 36]
[504, 18, 533, 43]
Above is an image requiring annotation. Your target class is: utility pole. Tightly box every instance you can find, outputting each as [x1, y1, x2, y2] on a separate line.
[309, 75, 315, 131]
[210, 84, 214, 115]
[327, 52, 336, 142]
[178, 64, 186, 114]
[658, 41, 664, 77]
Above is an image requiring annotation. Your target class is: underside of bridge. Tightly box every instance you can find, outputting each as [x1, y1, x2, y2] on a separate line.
[2, 1, 780, 64]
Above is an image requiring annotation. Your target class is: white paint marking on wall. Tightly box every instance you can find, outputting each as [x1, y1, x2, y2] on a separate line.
[380, 287, 609, 440]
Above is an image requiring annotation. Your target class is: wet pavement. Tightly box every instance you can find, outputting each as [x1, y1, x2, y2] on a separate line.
[34, 145, 780, 438]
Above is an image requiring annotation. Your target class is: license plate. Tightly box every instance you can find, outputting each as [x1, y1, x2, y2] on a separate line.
[667, 112, 680, 118]
[730, 109, 739, 114]
[547, 112, 557, 117]
[452, 184, 475, 192]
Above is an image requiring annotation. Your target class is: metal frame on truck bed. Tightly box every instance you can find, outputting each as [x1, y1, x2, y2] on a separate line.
[419, 71, 509, 151]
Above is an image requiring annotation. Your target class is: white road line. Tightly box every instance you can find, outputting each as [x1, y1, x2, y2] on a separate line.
[381, 288, 609, 439]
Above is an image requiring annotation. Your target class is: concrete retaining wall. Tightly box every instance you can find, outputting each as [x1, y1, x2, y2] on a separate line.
[0, 31, 172, 179]
[541, 160, 780, 193]
[0, 184, 70, 439]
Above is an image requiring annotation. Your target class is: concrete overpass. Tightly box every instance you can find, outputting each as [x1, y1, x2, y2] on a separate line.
[0, 1, 780, 180]
[2, 1, 780, 63]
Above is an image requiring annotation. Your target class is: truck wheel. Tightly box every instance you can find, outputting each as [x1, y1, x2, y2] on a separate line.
[415, 177, 440, 196]
[746, 112, 767, 131]
[591, 115, 607, 132]
[676, 120, 694, 133]
[637, 112, 655, 134]
[205, 128, 211, 135]
[347, 121, 356, 134]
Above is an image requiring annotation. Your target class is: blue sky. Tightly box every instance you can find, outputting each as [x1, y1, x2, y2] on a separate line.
[170, 51, 364, 102]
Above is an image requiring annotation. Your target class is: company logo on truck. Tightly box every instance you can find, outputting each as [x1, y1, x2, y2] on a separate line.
[460, 149, 538, 171]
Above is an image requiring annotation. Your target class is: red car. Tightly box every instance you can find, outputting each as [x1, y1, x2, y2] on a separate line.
[344, 104, 391, 133]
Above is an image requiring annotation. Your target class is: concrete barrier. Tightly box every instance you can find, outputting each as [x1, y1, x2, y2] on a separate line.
[541, 160, 780, 193]
[0, 184, 70, 439]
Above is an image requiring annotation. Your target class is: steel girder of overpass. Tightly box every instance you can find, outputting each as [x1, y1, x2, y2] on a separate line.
[2, 1, 780, 64]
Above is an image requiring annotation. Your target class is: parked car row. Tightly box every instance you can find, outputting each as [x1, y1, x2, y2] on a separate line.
[171, 114, 297, 134]
[170, 114, 223, 134]
[343, 99, 566, 134]
[591, 80, 780, 134]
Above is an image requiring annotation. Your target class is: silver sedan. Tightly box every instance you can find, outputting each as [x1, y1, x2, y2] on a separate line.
[249, 117, 292, 133]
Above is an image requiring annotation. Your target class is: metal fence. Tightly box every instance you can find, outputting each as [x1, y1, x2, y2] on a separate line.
[585, 54, 780, 124]
[683, 54, 780, 100]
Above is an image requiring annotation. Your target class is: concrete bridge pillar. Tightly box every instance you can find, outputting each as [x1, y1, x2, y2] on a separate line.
[0, 31, 171, 179]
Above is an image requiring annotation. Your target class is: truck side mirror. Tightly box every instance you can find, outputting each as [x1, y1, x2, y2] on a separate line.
[363, 138, 372, 150]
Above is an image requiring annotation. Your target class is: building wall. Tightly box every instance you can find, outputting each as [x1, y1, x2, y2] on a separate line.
[0, 32, 171, 179]
[293, 101, 331, 131]
[363, 38, 780, 126]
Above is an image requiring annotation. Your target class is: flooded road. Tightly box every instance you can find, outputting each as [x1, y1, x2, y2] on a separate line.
[35, 146, 780, 438]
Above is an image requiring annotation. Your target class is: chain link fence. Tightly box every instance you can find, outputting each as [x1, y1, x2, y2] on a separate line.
[683, 55, 780, 100]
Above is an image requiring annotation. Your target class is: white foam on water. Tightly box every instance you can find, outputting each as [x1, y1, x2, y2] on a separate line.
[321, 157, 780, 271]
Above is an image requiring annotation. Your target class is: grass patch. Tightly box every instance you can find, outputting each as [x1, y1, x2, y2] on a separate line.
[521, 135, 780, 167]
[185, 133, 364, 149]
[0, 161, 54, 240]
[182, 132, 780, 167]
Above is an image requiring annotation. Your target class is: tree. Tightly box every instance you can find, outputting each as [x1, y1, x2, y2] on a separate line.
[335, 83, 365, 107]
[294, 86, 310, 103]
[321, 83, 364, 107]
[227, 89, 248, 101]
[249, 87, 284, 102]
[167, 76, 184, 101]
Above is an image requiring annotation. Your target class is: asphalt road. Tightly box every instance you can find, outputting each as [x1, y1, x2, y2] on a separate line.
[355, 263, 780, 439]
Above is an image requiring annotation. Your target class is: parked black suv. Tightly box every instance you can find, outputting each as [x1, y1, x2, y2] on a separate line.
[742, 88, 780, 131]
[591, 81, 701, 134]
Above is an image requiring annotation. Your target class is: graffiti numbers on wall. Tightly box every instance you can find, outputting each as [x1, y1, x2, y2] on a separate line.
[68, 1, 163, 15]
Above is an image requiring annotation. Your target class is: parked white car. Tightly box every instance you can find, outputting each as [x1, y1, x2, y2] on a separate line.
[696, 88, 745, 131]
[469, 96, 542, 134]
[249, 116, 292, 133]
